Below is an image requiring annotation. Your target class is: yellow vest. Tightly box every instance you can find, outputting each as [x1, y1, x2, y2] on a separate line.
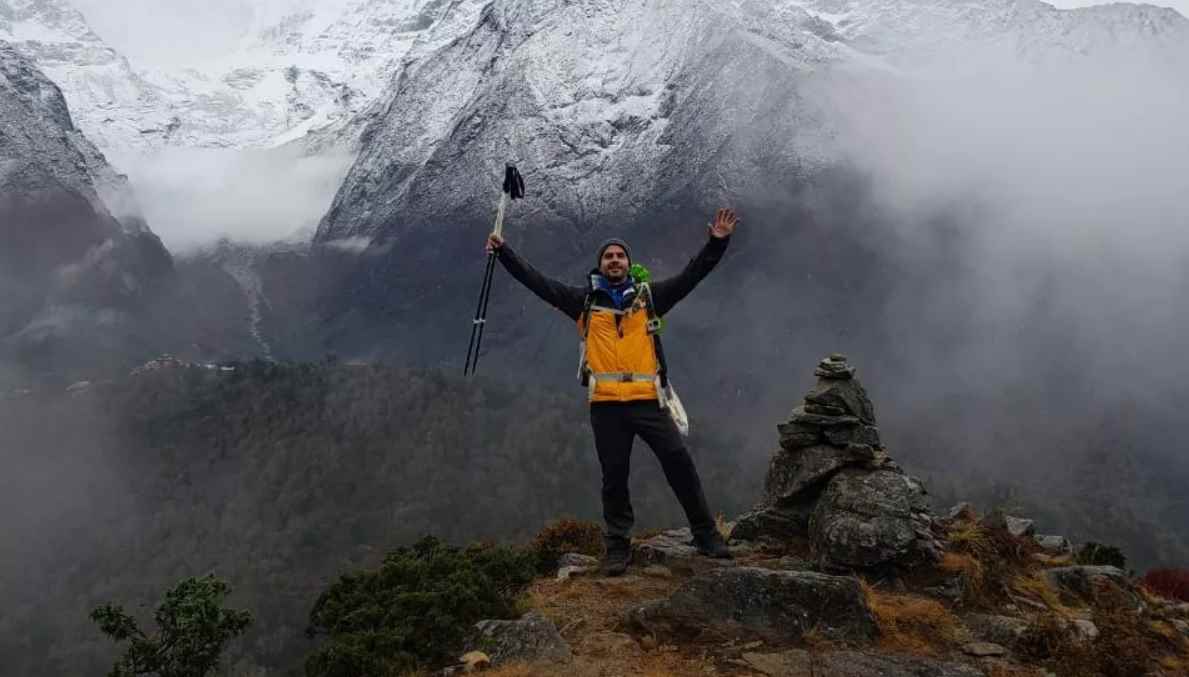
[577, 298, 661, 402]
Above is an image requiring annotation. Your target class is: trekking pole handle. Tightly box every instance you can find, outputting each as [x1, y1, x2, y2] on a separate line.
[493, 192, 508, 238]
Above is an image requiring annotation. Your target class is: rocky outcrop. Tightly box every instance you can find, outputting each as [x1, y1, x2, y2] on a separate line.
[962, 613, 1029, 649]
[733, 355, 941, 572]
[626, 566, 877, 643]
[810, 469, 938, 571]
[980, 511, 1036, 538]
[1033, 534, 1073, 555]
[1043, 565, 1141, 608]
[469, 611, 572, 665]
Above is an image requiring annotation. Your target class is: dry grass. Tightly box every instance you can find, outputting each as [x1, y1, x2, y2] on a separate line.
[985, 666, 1045, 677]
[517, 573, 736, 675]
[1010, 573, 1070, 615]
[481, 647, 736, 676]
[484, 664, 538, 676]
[945, 518, 1040, 609]
[862, 580, 966, 656]
[939, 551, 985, 599]
[1158, 654, 1189, 674]
[948, 522, 994, 560]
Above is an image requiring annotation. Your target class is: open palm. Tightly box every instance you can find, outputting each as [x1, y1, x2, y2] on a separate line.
[710, 208, 738, 238]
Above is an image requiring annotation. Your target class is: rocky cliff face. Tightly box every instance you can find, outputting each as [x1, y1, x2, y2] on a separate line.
[314, 0, 1189, 248]
[0, 40, 170, 371]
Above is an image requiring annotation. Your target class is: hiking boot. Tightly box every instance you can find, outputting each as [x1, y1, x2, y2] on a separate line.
[602, 538, 632, 576]
[692, 530, 733, 559]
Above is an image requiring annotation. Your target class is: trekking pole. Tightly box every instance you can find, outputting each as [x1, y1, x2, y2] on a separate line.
[464, 164, 525, 376]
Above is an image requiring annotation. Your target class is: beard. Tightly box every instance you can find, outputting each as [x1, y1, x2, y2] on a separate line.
[601, 267, 628, 282]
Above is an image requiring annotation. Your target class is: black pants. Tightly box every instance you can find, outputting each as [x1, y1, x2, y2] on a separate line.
[590, 400, 716, 544]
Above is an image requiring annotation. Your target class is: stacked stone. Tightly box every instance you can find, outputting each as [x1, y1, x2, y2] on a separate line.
[732, 354, 942, 572]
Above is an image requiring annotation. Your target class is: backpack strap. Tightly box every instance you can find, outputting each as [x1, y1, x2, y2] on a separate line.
[638, 283, 669, 389]
[577, 292, 595, 387]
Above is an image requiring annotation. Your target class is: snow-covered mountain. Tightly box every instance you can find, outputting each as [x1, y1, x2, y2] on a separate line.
[314, 0, 1189, 246]
[7, 0, 1183, 196]
[0, 0, 483, 153]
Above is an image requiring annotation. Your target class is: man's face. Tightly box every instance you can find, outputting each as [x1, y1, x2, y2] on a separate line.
[599, 245, 629, 281]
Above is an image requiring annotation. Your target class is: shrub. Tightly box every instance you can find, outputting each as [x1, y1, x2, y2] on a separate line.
[1141, 568, 1189, 602]
[1075, 542, 1127, 569]
[304, 536, 538, 676]
[1018, 608, 1156, 677]
[90, 575, 252, 677]
[531, 518, 603, 572]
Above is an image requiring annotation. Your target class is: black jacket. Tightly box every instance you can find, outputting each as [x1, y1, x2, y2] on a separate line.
[495, 234, 730, 320]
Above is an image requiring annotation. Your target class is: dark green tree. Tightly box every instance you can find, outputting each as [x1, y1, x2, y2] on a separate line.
[90, 575, 252, 677]
[304, 536, 537, 676]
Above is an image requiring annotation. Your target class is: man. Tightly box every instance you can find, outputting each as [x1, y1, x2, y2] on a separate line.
[485, 208, 739, 575]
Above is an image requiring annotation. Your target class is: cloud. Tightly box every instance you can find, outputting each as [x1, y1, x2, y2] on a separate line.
[110, 145, 354, 253]
[69, 0, 254, 67]
[813, 38, 1189, 401]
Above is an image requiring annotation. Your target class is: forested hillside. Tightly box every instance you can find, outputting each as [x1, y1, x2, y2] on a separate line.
[0, 361, 754, 675]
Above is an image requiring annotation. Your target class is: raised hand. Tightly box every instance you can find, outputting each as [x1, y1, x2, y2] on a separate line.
[485, 232, 505, 254]
[709, 208, 738, 239]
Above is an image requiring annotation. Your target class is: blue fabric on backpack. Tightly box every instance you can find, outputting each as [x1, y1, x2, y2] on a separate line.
[589, 273, 637, 310]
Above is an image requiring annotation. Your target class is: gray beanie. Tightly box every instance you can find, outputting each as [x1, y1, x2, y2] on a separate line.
[596, 238, 632, 267]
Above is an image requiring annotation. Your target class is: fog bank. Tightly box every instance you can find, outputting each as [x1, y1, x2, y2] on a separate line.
[110, 146, 354, 252]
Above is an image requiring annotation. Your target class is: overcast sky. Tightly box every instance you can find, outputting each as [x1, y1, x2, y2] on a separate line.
[69, 0, 1189, 67]
[70, 0, 254, 66]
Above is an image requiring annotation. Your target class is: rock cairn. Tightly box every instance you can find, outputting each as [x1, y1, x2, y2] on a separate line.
[732, 354, 942, 571]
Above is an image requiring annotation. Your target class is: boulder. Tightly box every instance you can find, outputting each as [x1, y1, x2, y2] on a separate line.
[945, 502, 977, 521]
[981, 511, 1035, 537]
[460, 651, 490, 672]
[1043, 566, 1140, 608]
[810, 469, 940, 570]
[556, 565, 592, 581]
[626, 566, 877, 643]
[731, 504, 811, 543]
[633, 528, 698, 564]
[739, 649, 983, 677]
[558, 553, 599, 568]
[642, 564, 673, 578]
[963, 613, 1029, 648]
[1071, 619, 1099, 642]
[962, 641, 1007, 657]
[764, 444, 874, 505]
[471, 611, 571, 665]
[1033, 535, 1073, 555]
